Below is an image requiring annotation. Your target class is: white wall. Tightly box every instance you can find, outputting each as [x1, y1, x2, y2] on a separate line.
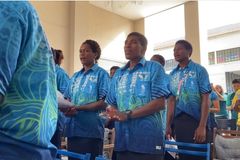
[31, 1, 134, 76]
[208, 31, 240, 52]
[206, 31, 240, 91]
[31, 1, 72, 74]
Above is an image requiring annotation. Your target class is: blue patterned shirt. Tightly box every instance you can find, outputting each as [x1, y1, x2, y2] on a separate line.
[209, 91, 218, 128]
[64, 64, 109, 139]
[0, 2, 57, 148]
[107, 58, 169, 154]
[169, 60, 211, 121]
[56, 64, 69, 94]
[55, 64, 69, 131]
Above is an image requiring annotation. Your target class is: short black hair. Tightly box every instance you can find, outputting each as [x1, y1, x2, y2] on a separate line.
[232, 79, 240, 84]
[82, 39, 101, 63]
[127, 32, 148, 53]
[151, 54, 165, 67]
[55, 49, 63, 65]
[175, 40, 193, 53]
[110, 66, 120, 71]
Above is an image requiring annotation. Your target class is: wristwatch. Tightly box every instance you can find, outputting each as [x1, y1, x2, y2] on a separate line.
[125, 110, 132, 120]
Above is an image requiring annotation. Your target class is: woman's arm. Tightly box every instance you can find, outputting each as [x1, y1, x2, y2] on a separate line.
[110, 98, 165, 121]
[76, 100, 108, 111]
[209, 99, 220, 113]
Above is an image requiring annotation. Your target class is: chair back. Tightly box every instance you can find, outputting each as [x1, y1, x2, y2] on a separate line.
[57, 150, 91, 160]
[216, 119, 236, 130]
[95, 155, 107, 160]
[164, 140, 210, 160]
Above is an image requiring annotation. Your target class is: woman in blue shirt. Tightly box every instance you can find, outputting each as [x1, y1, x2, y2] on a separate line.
[64, 40, 109, 160]
[106, 32, 169, 160]
[51, 48, 70, 155]
[167, 40, 211, 160]
[0, 2, 57, 159]
[214, 84, 228, 119]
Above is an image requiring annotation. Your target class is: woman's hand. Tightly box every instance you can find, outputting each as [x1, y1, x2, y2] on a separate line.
[102, 106, 128, 122]
[165, 126, 173, 140]
[112, 112, 128, 122]
[64, 107, 78, 117]
[194, 126, 206, 143]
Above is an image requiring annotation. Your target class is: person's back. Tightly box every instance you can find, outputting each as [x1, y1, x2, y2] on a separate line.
[0, 2, 57, 159]
[209, 90, 219, 129]
[51, 48, 70, 151]
[56, 63, 70, 94]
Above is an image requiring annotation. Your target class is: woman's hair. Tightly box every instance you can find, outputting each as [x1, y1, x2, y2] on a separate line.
[110, 66, 120, 71]
[175, 40, 193, 53]
[55, 49, 63, 65]
[215, 85, 224, 94]
[232, 79, 240, 84]
[151, 54, 165, 67]
[82, 39, 101, 63]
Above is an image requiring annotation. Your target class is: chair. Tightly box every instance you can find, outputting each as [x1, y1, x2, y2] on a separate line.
[95, 155, 107, 160]
[57, 149, 91, 160]
[60, 137, 67, 149]
[216, 119, 236, 130]
[213, 128, 240, 159]
[164, 140, 211, 160]
[103, 128, 115, 159]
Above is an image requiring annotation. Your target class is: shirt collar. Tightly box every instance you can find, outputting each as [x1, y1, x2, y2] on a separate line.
[176, 59, 193, 70]
[80, 63, 98, 73]
[121, 57, 146, 71]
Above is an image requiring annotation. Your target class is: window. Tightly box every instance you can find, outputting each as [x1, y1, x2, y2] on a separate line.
[208, 52, 215, 65]
[165, 59, 178, 71]
[145, 5, 184, 60]
[216, 47, 240, 64]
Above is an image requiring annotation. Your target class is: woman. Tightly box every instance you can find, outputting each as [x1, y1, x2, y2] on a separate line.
[64, 40, 109, 160]
[166, 40, 211, 160]
[106, 32, 169, 160]
[214, 84, 228, 119]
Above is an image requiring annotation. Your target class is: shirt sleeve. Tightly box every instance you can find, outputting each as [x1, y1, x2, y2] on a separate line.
[210, 91, 218, 101]
[56, 67, 70, 94]
[63, 76, 74, 100]
[226, 93, 234, 106]
[106, 71, 119, 107]
[198, 66, 212, 94]
[151, 63, 170, 99]
[0, 14, 22, 96]
[98, 70, 109, 100]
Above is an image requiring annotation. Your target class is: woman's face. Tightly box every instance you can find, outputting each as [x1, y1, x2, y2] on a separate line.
[79, 43, 96, 66]
[124, 35, 144, 61]
[215, 85, 223, 93]
[173, 43, 191, 63]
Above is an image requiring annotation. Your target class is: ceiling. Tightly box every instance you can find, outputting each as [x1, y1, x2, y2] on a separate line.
[89, 0, 190, 20]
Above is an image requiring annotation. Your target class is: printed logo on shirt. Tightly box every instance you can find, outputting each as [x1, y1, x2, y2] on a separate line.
[89, 75, 97, 82]
[155, 146, 162, 150]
